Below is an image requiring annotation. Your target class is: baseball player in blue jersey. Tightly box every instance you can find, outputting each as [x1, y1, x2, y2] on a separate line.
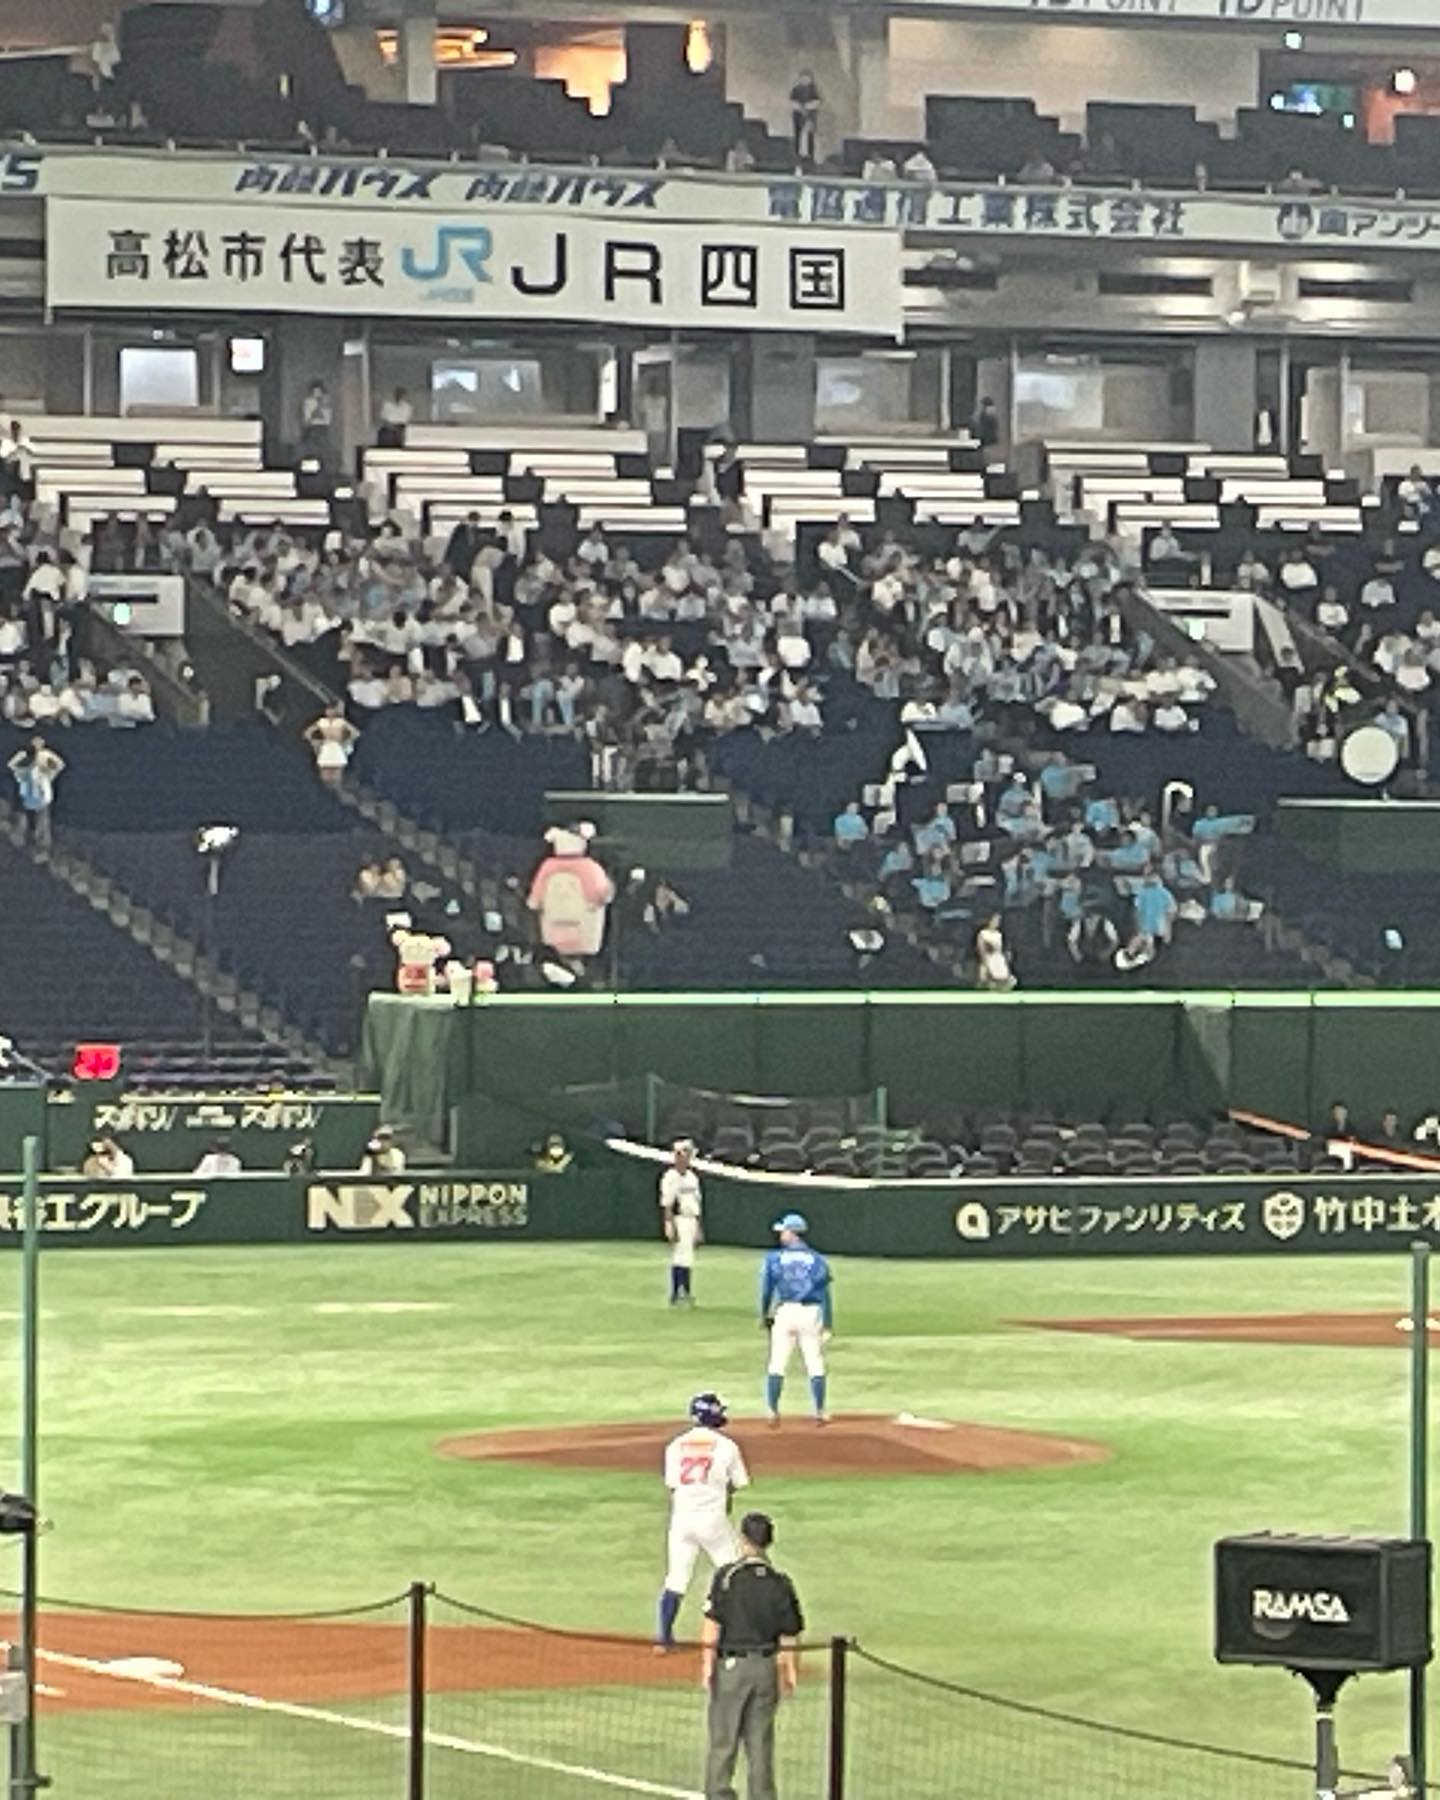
[760, 1212, 833, 1425]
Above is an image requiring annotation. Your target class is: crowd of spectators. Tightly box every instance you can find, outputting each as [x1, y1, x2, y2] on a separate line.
[0, 493, 156, 731]
[1216, 509, 1440, 769]
[169, 484, 1295, 987]
[834, 750, 1263, 982]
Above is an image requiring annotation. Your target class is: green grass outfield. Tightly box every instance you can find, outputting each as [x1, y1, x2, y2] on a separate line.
[0, 1241, 1429, 1794]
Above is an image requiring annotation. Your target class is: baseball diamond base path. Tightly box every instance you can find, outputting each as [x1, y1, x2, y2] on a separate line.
[437, 1413, 1110, 1476]
[0, 1610, 697, 1713]
[1021, 1311, 1440, 1348]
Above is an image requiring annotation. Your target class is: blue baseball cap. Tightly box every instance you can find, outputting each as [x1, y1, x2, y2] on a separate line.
[773, 1212, 808, 1234]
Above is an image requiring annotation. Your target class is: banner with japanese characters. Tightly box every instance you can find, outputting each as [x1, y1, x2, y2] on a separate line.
[45, 197, 903, 336]
[9, 1168, 1440, 1254]
[15, 148, 1440, 253]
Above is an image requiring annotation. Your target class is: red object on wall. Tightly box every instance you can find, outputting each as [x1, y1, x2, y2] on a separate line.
[72, 1043, 121, 1081]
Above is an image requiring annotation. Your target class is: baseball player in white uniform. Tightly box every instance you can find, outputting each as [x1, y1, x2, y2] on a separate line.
[659, 1139, 703, 1305]
[656, 1392, 749, 1649]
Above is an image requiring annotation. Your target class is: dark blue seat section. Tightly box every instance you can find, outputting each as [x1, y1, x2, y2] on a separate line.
[352, 710, 588, 835]
[0, 837, 293, 1083]
[0, 724, 350, 836]
[1242, 835, 1440, 986]
[63, 830, 399, 1057]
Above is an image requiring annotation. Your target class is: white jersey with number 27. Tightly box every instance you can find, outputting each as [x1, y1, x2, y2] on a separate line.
[664, 1427, 749, 1521]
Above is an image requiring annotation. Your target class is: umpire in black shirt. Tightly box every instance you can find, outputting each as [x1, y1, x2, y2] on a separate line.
[700, 1511, 804, 1800]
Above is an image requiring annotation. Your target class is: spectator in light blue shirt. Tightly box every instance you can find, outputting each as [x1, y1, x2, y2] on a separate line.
[913, 862, 951, 911]
[1057, 822, 1095, 872]
[1085, 794, 1121, 835]
[1193, 806, 1257, 843]
[1107, 828, 1151, 874]
[1210, 877, 1260, 922]
[1039, 753, 1087, 805]
[996, 776, 1031, 824]
[1162, 846, 1207, 891]
[1129, 813, 1161, 860]
[833, 802, 869, 849]
[1134, 872, 1177, 944]
[914, 802, 957, 856]
[878, 840, 914, 882]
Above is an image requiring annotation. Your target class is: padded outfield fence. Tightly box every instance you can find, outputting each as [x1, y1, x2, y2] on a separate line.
[1, 1586, 1388, 1800]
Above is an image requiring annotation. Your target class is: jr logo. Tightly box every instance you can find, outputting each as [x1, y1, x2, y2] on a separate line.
[400, 225, 492, 284]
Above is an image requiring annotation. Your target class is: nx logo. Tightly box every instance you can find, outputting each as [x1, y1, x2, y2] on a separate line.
[400, 226, 492, 285]
[308, 1184, 415, 1231]
[1252, 1588, 1351, 1625]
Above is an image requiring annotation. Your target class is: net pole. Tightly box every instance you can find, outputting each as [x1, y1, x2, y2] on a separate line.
[1410, 1241, 1430, 1800]
[826, 1636, 848, 1800]
[10, 1135, 40, 1800]
[645, 1073, 658, 1148]
[407, 1581, 428, 1800]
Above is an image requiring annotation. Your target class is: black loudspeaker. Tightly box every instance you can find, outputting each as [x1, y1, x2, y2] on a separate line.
[1215, 1535, 1431, 1673]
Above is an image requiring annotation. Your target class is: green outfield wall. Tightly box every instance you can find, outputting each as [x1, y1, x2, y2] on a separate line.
[362, 991, 1440, 1146]
[0, 1162, 1437, 1258]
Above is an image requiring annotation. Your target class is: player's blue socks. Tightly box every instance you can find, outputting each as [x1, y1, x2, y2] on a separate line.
[810, 1374, 828, 1415]
[766, 1374, 783, 1413]
[677, 1266, 692, 1301]
[657, 1588, 681, 1645]
[668, 1266, 684, 1304]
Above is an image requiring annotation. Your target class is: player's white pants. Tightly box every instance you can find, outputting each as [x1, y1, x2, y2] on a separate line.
[665, 1512, 738, 1594]
[671, 1216, 699, 1270]
[768, 1301, 826, 1378]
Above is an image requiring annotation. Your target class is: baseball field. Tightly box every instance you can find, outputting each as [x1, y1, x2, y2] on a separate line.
[0, 1239, 1429, 1798]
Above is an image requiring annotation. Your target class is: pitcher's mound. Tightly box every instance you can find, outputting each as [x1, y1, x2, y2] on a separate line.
[438, 1414, 1109, 1477]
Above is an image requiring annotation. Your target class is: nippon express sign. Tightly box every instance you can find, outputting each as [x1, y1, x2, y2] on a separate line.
[306, 1181, 530, 1235]
[44, 197, 902, 337]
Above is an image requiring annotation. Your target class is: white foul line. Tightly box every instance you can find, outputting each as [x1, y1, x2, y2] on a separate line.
[37, 1648, 702, 1800]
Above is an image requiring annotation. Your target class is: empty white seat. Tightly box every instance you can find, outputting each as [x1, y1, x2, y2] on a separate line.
[35, 467, 145, 501]
[65, 496, 177, 530]
[573, 506, 687, 532]
[157, 443, 265, 470]
[28, 441, 114, 466]
[405, 425, 647, 456]
[216, 497, 330, 525]
[186, 470, 297, 495]
[12, 413, 261, 448]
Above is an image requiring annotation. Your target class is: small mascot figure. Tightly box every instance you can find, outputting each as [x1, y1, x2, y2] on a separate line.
[391, 926, 452, 996]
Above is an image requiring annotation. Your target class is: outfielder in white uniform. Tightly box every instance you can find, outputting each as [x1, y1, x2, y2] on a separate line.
[656, 1392, 749, 1649]
[659, 1140, 703, 1306]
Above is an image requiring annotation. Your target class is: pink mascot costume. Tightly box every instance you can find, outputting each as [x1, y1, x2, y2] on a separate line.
[527, 825, 614, 958]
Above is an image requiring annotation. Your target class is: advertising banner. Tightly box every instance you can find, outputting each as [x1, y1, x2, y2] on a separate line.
[4, 1167, 1440, 1257]
[45, 197, 903, 336]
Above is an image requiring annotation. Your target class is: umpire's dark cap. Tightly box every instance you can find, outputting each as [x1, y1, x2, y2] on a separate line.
[739, 1511, 775, 1549]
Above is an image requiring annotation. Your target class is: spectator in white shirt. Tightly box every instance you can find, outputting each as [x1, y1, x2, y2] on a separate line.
[113, 675, 155, 726]
[194, 1139, 243, 1177]
[786, 684, 823, 731]
[577, 526, 609, 569]
[377, 387, 414, 446]
[1278, 549, 1319, 598]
